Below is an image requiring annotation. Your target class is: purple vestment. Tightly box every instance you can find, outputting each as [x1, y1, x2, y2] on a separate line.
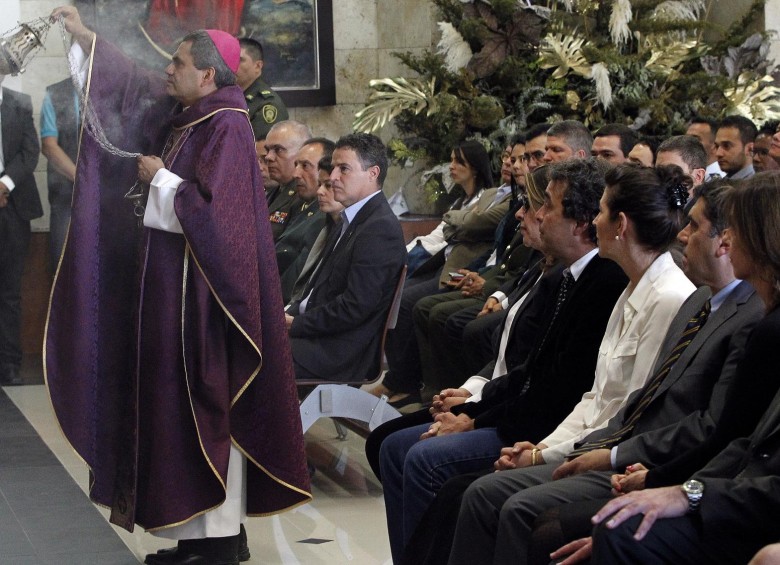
[45, 36, 311, 532]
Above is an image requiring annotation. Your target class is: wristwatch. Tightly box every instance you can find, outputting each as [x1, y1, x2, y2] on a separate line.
[681, 479, 704, 513]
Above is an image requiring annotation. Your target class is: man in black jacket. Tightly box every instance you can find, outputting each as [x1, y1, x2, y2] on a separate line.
[0, 78, 42, 386]
[286, 133, 406, 381]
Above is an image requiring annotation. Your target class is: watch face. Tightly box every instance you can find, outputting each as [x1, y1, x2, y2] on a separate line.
[684, 479, 704, 495]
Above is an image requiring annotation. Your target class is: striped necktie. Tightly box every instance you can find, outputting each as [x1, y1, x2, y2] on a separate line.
[567, 299, 712, 458]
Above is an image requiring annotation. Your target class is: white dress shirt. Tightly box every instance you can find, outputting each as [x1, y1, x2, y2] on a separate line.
[539, 252, 695, 464]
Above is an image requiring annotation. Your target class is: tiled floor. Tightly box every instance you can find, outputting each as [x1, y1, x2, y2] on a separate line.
[1, 383, 392, 564]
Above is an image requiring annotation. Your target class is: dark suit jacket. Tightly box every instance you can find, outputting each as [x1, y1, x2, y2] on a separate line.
[288, 192, 406, 381]
[275, 202, 326, 303]
[456, 254, 628, 444]
[683, 307, 780, 560]
[2, 88, 42, 221]
[577, 282, 763, 468]
[474, 262, 564, 381]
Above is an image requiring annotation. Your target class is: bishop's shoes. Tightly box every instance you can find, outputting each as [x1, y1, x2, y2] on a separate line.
[143, 524, 250, 565]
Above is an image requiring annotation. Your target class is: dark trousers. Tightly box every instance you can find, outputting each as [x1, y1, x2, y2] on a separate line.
[383, 275, 442, 393]
[592, 513, 755, 565]
[0, 208, 31, 371]
[365, 407, 431, 480]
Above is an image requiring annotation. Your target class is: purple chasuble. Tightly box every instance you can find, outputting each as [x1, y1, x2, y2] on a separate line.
[45, 36, 311, 532]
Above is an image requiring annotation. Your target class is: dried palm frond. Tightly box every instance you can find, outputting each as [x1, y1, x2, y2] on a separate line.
[724, 74, 780, 124]
[353, 78, 438, 133]
[645, 38, 700, 75]
[538, 33, 590, 79]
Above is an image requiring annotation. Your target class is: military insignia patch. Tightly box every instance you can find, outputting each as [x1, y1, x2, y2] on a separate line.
[262, 104, 278, 124]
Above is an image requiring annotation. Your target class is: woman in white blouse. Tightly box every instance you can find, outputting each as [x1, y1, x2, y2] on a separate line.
[499, 163, 697, 467]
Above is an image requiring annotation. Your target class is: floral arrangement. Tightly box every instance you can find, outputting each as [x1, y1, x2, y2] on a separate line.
[354, 0, 777, 202]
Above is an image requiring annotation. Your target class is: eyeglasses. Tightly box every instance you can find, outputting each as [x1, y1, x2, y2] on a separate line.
[518, 192, 530, 211]
[522, 150, 545, 163]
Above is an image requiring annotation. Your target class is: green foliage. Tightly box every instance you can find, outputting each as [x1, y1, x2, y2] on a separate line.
[356, 0, 778, 199]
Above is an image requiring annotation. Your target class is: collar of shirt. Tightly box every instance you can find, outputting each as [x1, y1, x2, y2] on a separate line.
[489, 184, 512, 208]
[729, 163, 755, 180]
[623, 251, 680, 316]
[343, 189, 382, 225]
[567, 247, 599, 282]
[705, 161, 724, 178]
[710, 279, 742, 313]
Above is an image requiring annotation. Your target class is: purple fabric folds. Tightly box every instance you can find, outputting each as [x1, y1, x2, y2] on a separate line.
[45, 36, 310, 532]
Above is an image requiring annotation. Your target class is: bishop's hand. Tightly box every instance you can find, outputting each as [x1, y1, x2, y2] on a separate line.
[51, 6, 95, 49]
[137, 155, 165, 184]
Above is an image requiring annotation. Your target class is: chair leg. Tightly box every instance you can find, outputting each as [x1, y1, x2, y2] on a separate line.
[333, 418, 349, 440]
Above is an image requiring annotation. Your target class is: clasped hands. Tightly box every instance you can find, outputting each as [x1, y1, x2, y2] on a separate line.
[543, 462, 659, 565]
[421, 388, 472, 438]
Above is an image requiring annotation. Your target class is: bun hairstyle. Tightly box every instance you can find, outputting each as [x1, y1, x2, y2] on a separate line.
[604, 163, 690, 252]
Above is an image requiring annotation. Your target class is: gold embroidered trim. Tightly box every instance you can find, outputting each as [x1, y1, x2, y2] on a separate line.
[174, 107, 249, 131]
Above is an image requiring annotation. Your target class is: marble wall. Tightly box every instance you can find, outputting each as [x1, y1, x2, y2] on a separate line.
[3, 0, 437, 230]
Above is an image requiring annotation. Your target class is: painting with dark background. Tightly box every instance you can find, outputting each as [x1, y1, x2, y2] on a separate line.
[75, 0, 334, 106]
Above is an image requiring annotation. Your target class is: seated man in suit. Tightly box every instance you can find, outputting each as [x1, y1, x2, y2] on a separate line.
[445, 182, 764, 565]
[285, 133, 406, 381]
[275, 137, 334, 303]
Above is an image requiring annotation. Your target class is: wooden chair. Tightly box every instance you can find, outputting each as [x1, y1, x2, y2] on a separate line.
[298, 265, 407, 435]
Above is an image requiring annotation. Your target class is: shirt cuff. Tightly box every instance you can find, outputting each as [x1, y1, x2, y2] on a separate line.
[143, 168, 184, 233]
[461, 376, 489, 402]
[611, 446, 618, 469]
[69, 42, 89, 89]
[1, 175, 15, 191]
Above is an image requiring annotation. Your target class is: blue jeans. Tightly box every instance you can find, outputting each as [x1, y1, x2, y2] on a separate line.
[378, 423, 506, 563]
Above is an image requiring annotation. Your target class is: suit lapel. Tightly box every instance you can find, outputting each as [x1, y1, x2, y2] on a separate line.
[653, 282, 751, 400]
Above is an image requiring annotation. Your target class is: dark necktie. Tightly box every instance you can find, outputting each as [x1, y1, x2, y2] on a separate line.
[568, 299, 712, 458]
[515, 271, 574, 397]
[301, 220, 345, 299]
[535, 271, 574, 355]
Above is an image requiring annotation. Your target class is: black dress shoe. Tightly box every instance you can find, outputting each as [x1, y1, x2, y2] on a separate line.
[145, 528, 248, 564]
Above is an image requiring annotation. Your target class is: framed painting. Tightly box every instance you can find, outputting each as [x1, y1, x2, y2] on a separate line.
[76, 0, 335, 107]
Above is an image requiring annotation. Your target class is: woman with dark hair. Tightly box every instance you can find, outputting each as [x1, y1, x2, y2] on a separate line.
[405, 140, 497, 282]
